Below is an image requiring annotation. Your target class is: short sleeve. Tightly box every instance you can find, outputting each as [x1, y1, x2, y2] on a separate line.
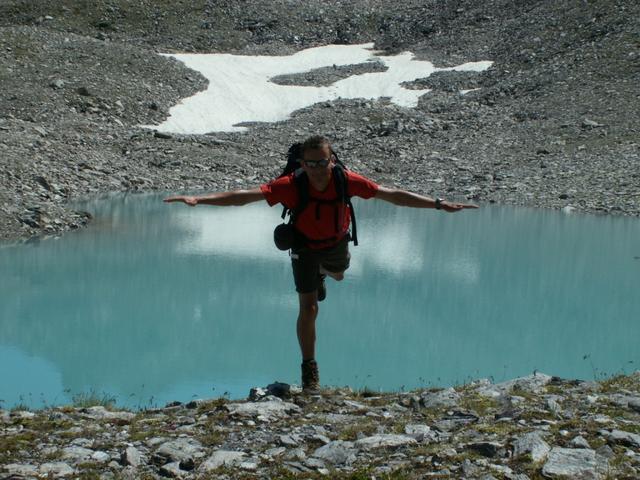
[260, 175, 298, 208]
[346, 171, 379, 199]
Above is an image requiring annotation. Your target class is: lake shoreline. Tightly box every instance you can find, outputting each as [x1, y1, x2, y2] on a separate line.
[3, 372, 640, 478]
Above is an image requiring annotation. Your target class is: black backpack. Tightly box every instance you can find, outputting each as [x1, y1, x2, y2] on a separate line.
[273, 143, 358, 250]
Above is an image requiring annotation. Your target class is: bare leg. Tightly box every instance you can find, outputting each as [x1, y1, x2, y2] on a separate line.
[319, 266, 345, 281]
[297, 291, 319, 361]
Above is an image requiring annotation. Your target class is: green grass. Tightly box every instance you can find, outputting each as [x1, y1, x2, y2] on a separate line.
[599, 374, 640, 393]
[9, 402, 32, 412]
[71, 390, 117, 409]
[338, 419, 378, 441]
[458, 393, 500, 417]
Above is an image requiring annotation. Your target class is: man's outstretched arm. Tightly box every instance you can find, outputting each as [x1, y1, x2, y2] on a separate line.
[164, 187, 265, 207]
[374, 186, 478, 212]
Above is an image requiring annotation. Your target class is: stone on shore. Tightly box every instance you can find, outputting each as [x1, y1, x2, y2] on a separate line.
[154, 438, 205, 464]
[478, 373, 553, 398]
[312, 440, 357, 465]
[420, 387, 461, 408]
[121, 446, 143, 467]
[226, 398, 301, 419]
[605, 429, 640, 448]
[354, 434, 418, 450]
[513, 431, 551, 462]
[541, 447, 607, 479]
[198, 450, 246, 472]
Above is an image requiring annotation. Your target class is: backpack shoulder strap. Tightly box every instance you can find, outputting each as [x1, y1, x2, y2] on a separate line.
[331, 165, 358, 246]
[290, 168, 309, 221]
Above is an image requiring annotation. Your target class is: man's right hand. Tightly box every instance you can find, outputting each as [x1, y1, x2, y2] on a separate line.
[164, 195, 198, 206]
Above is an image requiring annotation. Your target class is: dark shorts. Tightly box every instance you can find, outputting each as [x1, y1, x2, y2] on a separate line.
[290, 235, 351, 293]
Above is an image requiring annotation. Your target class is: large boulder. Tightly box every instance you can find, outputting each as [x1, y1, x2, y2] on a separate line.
[312, 440, 357, 466]
[513, 431, 551, 462]
[542, 447, 607, 479]
[198, 450, 246, 472]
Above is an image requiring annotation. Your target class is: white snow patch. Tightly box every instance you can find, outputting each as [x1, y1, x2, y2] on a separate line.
[143, 43, 492, 134]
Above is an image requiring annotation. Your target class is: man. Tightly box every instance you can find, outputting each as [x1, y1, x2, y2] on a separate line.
[165, 135, 477, 392]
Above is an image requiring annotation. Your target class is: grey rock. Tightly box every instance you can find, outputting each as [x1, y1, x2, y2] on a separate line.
[478, 373, 553, 398]
[4, 463, 39, 476]
[342, 399, 367, 409]
[354, 434, 417, 450]
[264, 446, 286, 457]
[404, 424, 438, 442]
[10, 410, 36, 419]
[239, 460, 259, 470]
[198, 450, 246, 472]
[248, 387, 267, 401]
[70, 437, 93, 447]
[570, 435, 592, 449]
[467, 441, 504, 458]
[628, 398, 640, 413]
[310, 433, 331, 444]
[304, 457, 326, 469]
[312, 440, 357, 465]
[461, 458, 480, 476]
[91, 451, 111, 462]
[607, 394, 640, 411]
[607, 429, 640, 448]
[595, 444, 615, 459]
[421, 387, 461, 408]
[283, 460, 311, 473]
[61, 445, 93, 461]
[226, 399, 301, 419]
[184, 399, 205, 409]
[284, 447, 306, 461]
[512, 431, 551, 462]
[121, 446, 143, 467]
[39, 462, 75, 477]
[582, 118, 605, 128]
[81, 406, 135, 422]
[119, 465, 138, 479]
[155, 438, 205, 464]
[50, 79, 65, 89]
[279, 434, 301, 447]
[433, 410, 479, 431]
[160, 461, 187, 478]
[266, 381, 297, 398]
[542, 447, 607, 479]
[546, 397, 562, 414]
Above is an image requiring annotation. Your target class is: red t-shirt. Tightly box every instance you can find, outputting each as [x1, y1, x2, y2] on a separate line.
[261, 170, 379, 249]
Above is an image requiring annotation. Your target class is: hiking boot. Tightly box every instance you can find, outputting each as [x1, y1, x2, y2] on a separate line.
[317, 274, 326, 302]
[301, 359, 320, 392]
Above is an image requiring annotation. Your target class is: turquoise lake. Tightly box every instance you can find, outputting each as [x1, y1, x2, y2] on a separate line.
[1, 194, 639, 409]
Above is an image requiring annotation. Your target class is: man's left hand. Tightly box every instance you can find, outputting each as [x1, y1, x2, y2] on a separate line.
[441, 201, 479, 212]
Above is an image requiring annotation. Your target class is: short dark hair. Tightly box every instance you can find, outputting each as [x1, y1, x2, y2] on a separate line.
[302, 135, 331, 153]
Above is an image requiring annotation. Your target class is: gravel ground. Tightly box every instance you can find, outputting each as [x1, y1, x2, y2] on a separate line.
[1, 0, 639, 242]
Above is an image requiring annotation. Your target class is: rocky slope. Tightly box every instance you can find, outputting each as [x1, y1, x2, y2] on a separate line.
[2, 373, 640, 479]
[0, 0, 639, 242]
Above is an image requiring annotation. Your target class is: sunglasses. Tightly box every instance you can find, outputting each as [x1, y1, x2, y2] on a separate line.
[301, 155, 333, 168]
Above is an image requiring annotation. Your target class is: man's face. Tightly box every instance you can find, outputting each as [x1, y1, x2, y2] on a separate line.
[301, 145, 334, 183]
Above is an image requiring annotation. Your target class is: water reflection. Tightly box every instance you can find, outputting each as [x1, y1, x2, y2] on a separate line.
[0, 194, 638, 409]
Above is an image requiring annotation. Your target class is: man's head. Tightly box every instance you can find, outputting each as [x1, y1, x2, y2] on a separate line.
[300, 135, 335, 185]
